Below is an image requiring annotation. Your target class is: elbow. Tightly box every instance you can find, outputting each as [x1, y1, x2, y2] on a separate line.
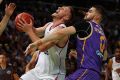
[55, 31, 66, 38]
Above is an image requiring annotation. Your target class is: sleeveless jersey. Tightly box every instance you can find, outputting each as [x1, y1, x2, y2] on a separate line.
[21, 22, 68, 80]
[112, 57, 120, 80]
[44, 22, 68, 76]
[76, 21, 107, 74]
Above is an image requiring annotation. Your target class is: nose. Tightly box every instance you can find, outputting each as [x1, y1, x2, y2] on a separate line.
[86, 12, 88, 15]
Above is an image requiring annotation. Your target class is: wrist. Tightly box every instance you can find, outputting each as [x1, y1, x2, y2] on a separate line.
[70, 49, 76, 51]
[5, 14, 11, 18]
[26, 29, 34, 34]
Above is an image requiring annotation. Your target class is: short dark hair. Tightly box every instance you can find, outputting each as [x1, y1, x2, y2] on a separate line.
[69, 6, 75, 21]
[0, 49, 8, 58]
[113, 41, 120, 53]
[93, 5, 106, 21]
[64, 6, 75, 26]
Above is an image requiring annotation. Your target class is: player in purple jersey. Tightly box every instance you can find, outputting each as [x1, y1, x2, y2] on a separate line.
[25, 5, 107, 80]
[63, 5, 107, 80]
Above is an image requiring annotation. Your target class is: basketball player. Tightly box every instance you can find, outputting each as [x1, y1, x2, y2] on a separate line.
[17, 6, 74, 80]
[26, 5, 107, 80]
[0, 3, 16, 36]
[105, 44, 120, 80]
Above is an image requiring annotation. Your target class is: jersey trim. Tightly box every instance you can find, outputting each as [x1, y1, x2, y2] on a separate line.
[77, 22, 93, 40]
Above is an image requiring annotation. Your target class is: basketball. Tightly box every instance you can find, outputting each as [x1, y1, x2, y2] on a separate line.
[15, 12, 34, 32]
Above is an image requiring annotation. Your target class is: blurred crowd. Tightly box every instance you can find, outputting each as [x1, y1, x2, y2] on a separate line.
[0, 0, 120, 80]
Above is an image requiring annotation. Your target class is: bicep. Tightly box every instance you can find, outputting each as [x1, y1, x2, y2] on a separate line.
[38, 40, 57, 51]
[53, 26, 76, 37]
[34, 23, 50, 37]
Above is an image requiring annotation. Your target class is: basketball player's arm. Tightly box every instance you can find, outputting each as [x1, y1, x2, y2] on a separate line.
[25, 52, 38, 72]
[17, 20, 49, 42]
[39, 26, 76, 44]
[13, 73, 19, 80]
[33, 23, 50, 38]
[0, 3, 16, 36]
[37, 36, 68, 52]
[38, 20, 90, 44]
[37, 27, 69, 51]
[37, 40, 58, 52]
[69, 49, 77, 59]
[105, 59, 112, 80]
[25, 21, 90, 54]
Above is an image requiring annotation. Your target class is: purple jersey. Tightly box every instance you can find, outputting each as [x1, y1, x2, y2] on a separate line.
[76, 21, 107, 74]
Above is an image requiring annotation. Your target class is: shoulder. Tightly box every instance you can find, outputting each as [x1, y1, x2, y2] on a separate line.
[58, 24, 66, 29]
[44, 22, 52, 28]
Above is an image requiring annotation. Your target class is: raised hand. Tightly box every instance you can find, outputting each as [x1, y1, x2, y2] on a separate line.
[17, 18, 33, 32]
[24, 43, 37, 56]
[5, 3, 16, 17]
[69, 49, 77, 59]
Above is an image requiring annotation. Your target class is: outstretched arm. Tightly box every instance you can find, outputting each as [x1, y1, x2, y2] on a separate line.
[41, 26, 76, 44]
[24, 26, 73, 55]
[29, 26, 76, 47]
[0, 3, 16, 36]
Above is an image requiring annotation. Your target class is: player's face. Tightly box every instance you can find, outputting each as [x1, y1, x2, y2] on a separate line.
[52, 6, 71, 20]
[0, 55, 7, 64]
[115, 48, 120, 60]
[84, 7, 97, 21]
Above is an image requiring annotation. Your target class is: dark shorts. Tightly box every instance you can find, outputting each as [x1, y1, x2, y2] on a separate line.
[65, 68, 101, 80]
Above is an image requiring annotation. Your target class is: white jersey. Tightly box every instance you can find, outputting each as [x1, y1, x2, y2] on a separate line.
[112, 57, 120, 80]
[21, 22, 68, 80]
[21, 51, 55, 80]
[44, 22, 68, 79]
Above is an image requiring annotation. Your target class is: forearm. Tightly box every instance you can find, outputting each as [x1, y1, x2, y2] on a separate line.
[0, 15, 10, 35]
[25, 63, 34, 72]
[41, 26, 76, 44]
[38, 41, 57, 51]
[105, 67, 111, 80]
[13, 73, 19, 80]
[27, 29, 40, 42]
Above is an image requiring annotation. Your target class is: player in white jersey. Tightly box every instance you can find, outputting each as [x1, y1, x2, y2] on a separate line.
[44, 22, 68, 80]
[105, 44, 120, 80]
[17, 6, 74, 80]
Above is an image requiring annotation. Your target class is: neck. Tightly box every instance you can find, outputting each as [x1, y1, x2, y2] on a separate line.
[52, 18, 64, 27]
[0, 63, 7, 69]
[92, 19, 101, 24]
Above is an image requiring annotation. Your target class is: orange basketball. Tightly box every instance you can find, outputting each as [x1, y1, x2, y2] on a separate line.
[15, 12, 34, 32]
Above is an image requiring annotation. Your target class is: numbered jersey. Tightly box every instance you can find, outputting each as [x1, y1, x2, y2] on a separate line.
[76, 21, 107, 73]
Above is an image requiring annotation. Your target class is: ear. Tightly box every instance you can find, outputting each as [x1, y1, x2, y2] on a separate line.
[64, 16, 69, 21]
[95, 15, 100, 20]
